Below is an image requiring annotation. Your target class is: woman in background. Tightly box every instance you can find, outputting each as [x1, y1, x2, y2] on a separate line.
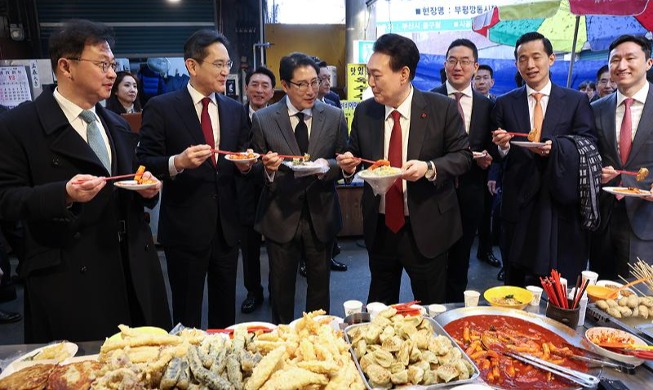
[106, 71, 142, 114]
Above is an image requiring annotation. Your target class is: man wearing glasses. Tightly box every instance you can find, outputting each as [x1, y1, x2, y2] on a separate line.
[137, 30, 251, 329]
[592, 65, 617, 102]
[431, 39, 495, 303]
[0, 19, 170, 342]
[250, 52, 348, 324]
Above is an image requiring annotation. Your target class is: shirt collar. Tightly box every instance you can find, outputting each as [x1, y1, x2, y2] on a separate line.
[286, 97, 312, 118]
[385, 85, 414, 121]
[525, 79, 552, 97]
[445, 80, 473, 98]
[53, 88, 96, 123]
[187, 82, 216, 106]
[617, 82, 650, 106]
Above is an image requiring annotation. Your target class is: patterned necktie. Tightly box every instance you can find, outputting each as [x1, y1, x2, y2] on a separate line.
[452, 92, 465, 123]
[201, 97, 216, 166]
[295, 112, 309, 154]
[532, 92, 543, 142]
[619, 98, 634, 166]
[78, 110, 110, 172]
[386, 110, 405, 233]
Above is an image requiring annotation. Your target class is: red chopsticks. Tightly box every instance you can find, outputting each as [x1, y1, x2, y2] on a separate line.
[505, 132, 532, 138]
[210, 149, 239, 156]
[206, 326, 273, 334]
[335, 153, 376, 165]
[71, 173, 136, 185]
[541, 269, 590, 310]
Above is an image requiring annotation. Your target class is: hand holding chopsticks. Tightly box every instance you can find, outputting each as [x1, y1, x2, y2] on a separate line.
[614, 167, 649, 182]
[71, 172, 137, 185]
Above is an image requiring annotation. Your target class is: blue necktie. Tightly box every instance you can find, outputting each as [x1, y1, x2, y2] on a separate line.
[79, 110, 111, 172]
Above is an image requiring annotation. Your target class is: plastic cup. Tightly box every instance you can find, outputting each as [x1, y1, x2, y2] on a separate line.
[343, 300, 363, 316]
[526, 285, 543, 306]
[428, 304, 447, 317]
[464, 290, 480, 307]
[581, 270, 599, 286]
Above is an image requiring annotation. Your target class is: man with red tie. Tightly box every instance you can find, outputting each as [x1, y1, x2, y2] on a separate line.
[590, 35, 653, 279]
[337, 33, 471, 305]
[137, 30, 251, 328]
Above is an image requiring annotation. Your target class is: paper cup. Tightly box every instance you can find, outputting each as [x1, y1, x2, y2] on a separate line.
[366, 302, 387, 319]
[464, 290, 480, 307]
[343, 300, 363, 316]
[428, 304, 447, 317]
[582, 270, 599, 286]
[526, 285, 543, 306]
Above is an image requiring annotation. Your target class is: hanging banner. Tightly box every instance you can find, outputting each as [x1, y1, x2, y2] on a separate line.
[347, 63, 368, 101]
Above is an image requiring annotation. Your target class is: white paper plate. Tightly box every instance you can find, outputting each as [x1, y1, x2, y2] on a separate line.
[0, 342, 77, 379]
[225, 321, 277, 331]
[224, 152, 259, 162]
[603, 186, 652, 198]
[510, 141, 547, 147]
[114, 180, 157, 190]
[472, 151, 487, 159]
[585, 327, 646, 366]
[283, 161, 321, 171]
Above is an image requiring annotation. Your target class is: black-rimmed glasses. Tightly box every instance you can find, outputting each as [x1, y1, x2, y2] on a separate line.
[288, 79, 320, 92]
[67, 58, 118, 73]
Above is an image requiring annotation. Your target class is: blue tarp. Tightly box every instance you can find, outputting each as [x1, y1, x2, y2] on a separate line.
[415, 53, 610, 96]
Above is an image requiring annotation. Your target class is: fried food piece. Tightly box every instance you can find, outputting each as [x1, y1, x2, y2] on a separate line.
[244, 346, 285, 390]
[33, 343, 71, 362]
[637, 167, 649, 182]
[0, 363, 56, 390]
[369, 159, 390, 170]
[47, 360, 104, 390]
[133, 165, 146, 183]
[260, 367, 328, 390]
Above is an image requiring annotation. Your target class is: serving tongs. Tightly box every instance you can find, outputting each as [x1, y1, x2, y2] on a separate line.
[481, 335, 600, 387]
[557, 342, 637, 374]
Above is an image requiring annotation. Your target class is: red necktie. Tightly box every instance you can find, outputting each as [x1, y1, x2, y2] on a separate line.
[201, 97, 216, 166]
[619, 98, 634, 166]
[386, 110, 405, 233]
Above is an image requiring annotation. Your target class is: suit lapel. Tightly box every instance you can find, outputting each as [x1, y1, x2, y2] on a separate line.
[367, 102, 386, 160]
[308, 101, 325, 157]
[272, 98, 301, 155]
[510, 87, 531, 132]
[99, 106, 139, 175]
[541, 84, 566, 138]
[627, 83, 653, 165]
[600, 94, 620, 165]
[407, 89, 428, 160]
[175, 90, 205, 146]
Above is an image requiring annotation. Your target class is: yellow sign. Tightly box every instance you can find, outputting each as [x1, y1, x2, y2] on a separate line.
[347, 63, 368, 101]
[341, 100, 359, 134]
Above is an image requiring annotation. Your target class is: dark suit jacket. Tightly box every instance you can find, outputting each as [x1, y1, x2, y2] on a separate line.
[0, 89, 170, 341]
[137, 89, 250, 248]
[349, 88, 472, 258]
[592, 85, 653, 241]
[493, 84, 597, 275]
[250, 98, 348, 244]
[431, 86, 494, 203]
[236, 104, 263, 226]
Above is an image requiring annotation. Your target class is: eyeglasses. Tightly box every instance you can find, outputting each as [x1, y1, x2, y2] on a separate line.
[196, 59, 233, 71]
[446, 58, 474, 67]
[287, 79, 320, 92]
[67, 58, 118, 73]
[598, 78, 615, 85]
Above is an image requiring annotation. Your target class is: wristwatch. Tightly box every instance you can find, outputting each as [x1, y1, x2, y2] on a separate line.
[425, 161, 435, 179]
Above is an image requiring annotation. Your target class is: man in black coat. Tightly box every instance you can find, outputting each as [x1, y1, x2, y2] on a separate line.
[0, 20, 170, 342]
[431, 39, 495, 303]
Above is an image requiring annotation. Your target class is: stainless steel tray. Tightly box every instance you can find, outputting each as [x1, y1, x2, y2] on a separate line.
[344, 316, 480, 389]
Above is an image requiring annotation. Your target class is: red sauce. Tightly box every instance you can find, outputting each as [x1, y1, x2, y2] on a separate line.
[444, 315, 589, 389]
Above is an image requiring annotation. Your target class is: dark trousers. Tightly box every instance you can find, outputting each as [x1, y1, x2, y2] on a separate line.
[476, 188, 494, 256]
[501, 221, 542, 287]
[240, 224, 263, 298]
[266, 210, 331, 324]
[164, 233, 238, 329]
[590, 201, 633, 280]
[368, 215, 447, 305]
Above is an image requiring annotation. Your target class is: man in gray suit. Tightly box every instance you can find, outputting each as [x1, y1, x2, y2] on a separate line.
[590, 35, 653, 279]
[250, 52, 348, 324]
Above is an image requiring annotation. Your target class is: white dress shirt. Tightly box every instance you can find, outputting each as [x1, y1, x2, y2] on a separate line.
[53, 88, 113, 166]
[445, 80, 473, 134]
[615, 82, 649, 153]
[286, 99, 313, 137]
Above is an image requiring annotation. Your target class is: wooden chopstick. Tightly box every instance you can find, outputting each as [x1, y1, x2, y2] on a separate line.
[505, 132, 532, 137]
[335, 153, 376, 165]
[72, 173, 136, 185]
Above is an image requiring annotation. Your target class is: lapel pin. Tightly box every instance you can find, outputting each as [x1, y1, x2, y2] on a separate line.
[421, 113, 427, 118]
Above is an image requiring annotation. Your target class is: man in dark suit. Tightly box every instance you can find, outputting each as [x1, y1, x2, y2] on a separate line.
[431, 39, 495, 303]
[591, 65, 617, 102]
[492, 32, 597, 286]
[338, 34, 471, 305]
[0, 20, 170, 342]
[239, 66, 275, 314]
[590, 35, 653, 279]
[251, 52, 348, 324]
[137, 30, 251, 329]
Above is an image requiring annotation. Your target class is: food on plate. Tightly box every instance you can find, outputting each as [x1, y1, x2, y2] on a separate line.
[594, 295, 653, 319]
[527, 128, 539, 142]
[369, 159, 390, 170]
[132, 165, 156, 185]
[444, 314, 589, 389]
[363, 165, 402, 177]
[347, 306, 475, 387]
[47, 360, 104, 390]
[586, 328, 635, 347]
[27, 342, 72, 363]
[0, 363, 56, 390]
[636, 167, 649, 182]
[291, 153, 312, 165]
[491, 294, 525, 306]
[614, 187, 650, 195]
[227, 148, 258, 160]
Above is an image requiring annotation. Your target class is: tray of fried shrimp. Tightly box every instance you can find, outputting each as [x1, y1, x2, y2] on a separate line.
[344, 306, 480, 389]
